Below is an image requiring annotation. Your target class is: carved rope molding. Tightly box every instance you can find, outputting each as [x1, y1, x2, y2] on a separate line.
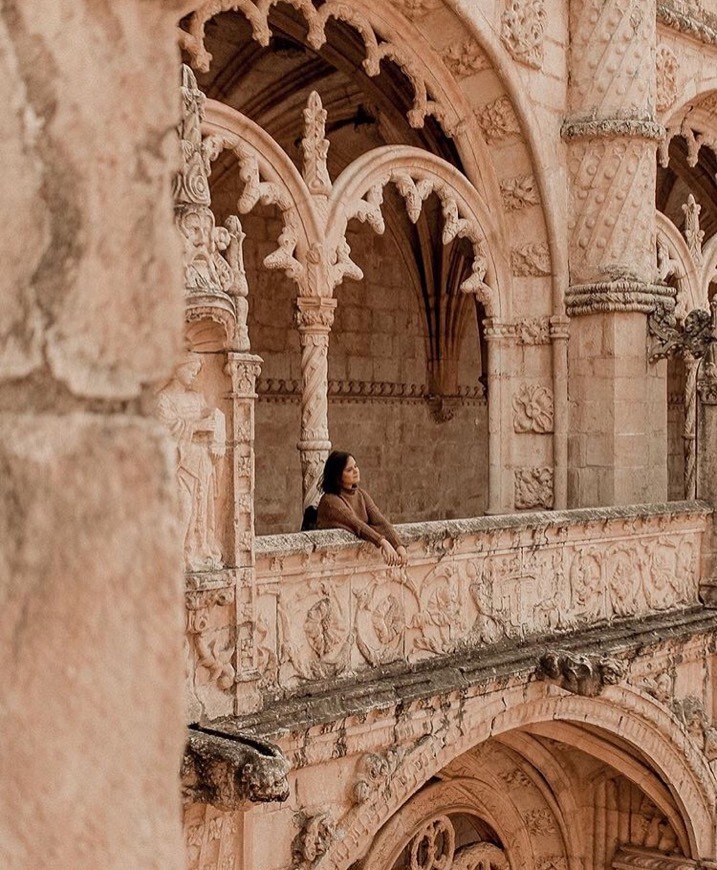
[657, 1, 717, 47]
[561, 117, 666, 142]
[565, 281, 676, 317]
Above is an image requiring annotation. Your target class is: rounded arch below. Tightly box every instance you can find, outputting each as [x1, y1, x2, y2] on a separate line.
[316, 684, 717, 870]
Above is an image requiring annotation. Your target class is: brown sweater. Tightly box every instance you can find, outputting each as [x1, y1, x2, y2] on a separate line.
[316, 488, 403, 549]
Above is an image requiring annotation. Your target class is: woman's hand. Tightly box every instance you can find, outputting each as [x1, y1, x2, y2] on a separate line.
[396, 545, 408, 567]
[379, 538, 401, 566]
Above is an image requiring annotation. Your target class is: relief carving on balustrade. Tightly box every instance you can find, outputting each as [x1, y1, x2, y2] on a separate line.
[253, 506, 707, 693]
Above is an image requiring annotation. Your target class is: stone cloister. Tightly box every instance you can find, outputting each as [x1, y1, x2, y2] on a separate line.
[7, 1, 717, 869]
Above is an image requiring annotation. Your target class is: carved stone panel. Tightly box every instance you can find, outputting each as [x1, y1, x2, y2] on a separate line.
[514, 466, 554, 509]
[512, 384, 554, 433]
[501, 0, 546, 69]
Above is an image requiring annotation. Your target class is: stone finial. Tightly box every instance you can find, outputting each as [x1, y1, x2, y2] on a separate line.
[302, 91, 332, 196]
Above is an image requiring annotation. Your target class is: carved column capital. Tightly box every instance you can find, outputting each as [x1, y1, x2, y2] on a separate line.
[295, 297, 337, 334]
[225, 352, 263, 399]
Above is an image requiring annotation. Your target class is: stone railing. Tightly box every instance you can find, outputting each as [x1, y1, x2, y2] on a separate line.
[253, 502, 711, 696]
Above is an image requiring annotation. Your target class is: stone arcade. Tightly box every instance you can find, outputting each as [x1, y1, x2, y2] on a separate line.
[6, 1, 717, 869]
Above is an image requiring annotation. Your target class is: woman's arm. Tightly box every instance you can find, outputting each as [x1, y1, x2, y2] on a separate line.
[317, 495, 384, 547]
[361, 490, 404, 550]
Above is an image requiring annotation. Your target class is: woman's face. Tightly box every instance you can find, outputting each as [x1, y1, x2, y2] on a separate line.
[340, 455, 360, 490]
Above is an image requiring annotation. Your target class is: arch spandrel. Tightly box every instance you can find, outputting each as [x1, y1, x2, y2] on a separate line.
[315, 686, 717, 870]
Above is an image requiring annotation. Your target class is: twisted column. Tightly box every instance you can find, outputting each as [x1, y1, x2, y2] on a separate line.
[684, 355, 699, 500]
[295, 298, 337, 510]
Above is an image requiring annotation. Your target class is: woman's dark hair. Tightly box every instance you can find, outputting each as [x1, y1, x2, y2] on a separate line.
[320, 450, 353, 495]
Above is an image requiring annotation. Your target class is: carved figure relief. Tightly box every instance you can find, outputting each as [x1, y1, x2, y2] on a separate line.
[158, 357, 226, 572]
[500, 174, 540, 211]
[501, 0, 546, 69]
[512, 384, 554, 433]
[514, 467, 554, 510]
[656, 44, 679, 113]
[292, 812, 334, 870]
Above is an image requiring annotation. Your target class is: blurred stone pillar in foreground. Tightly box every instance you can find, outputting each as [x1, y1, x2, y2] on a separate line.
[0, 2, 190, 867]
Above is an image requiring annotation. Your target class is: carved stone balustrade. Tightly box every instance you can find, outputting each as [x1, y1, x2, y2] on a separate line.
[252, 502, 710, 696]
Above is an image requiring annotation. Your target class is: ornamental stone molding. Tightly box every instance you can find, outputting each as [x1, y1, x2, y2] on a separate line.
[614, 846, 717, 868]
[561, 117, 666, 142]
[657, 0, 717, 46]
[500, 0, 546, 70]
[565, 282, 676, 317]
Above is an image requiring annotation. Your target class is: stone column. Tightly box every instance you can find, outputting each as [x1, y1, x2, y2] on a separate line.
[697, 304, 717, 606]
[295, 297, 337, 510]
[483, 319, 513, 514]
[551, 316, 570, 510]
[564, 0, 671, 506]
[0, 2, 187, 867]
[225, 352, 263, 713]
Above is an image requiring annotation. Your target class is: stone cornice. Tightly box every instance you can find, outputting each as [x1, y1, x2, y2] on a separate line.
[566, 281, 676, 316]
[561, 117, 665, 142]
[215, 604, 716, 739]
[657, 1, 717, 47]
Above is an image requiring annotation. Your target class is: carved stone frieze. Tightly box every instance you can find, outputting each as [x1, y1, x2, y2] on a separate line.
[512, 384, 554, 433]
[441, 39, 491, 79]
[514, 466, 554, 509]
[500, 0, 546, 69]
[535, 650, 626, 696]
[511, 242, 551, 277]
[656, 45, 679, 113]
[500, 173, 540, 211]
[475, 96, 521, 142]
[182, 729, 290, 809]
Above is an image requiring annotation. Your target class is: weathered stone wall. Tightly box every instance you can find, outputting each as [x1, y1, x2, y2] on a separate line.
[0, 2, 187, 867]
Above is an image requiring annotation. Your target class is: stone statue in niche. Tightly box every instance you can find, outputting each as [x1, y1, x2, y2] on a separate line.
[158, 356, 226, 571]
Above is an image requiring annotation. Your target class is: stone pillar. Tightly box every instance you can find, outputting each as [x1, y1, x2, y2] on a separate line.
[551, 316, 570, 510]
[226, 352, 263, 713]
[697, 307, 717, 606]
[564, 0, 671, 506]
[483, 319, 512, 514]
[295, 297, 337, 510]
[0, 2, 187, 867]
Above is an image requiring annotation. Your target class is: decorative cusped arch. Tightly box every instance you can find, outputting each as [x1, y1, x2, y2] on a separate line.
[317, 684, 717, 870]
